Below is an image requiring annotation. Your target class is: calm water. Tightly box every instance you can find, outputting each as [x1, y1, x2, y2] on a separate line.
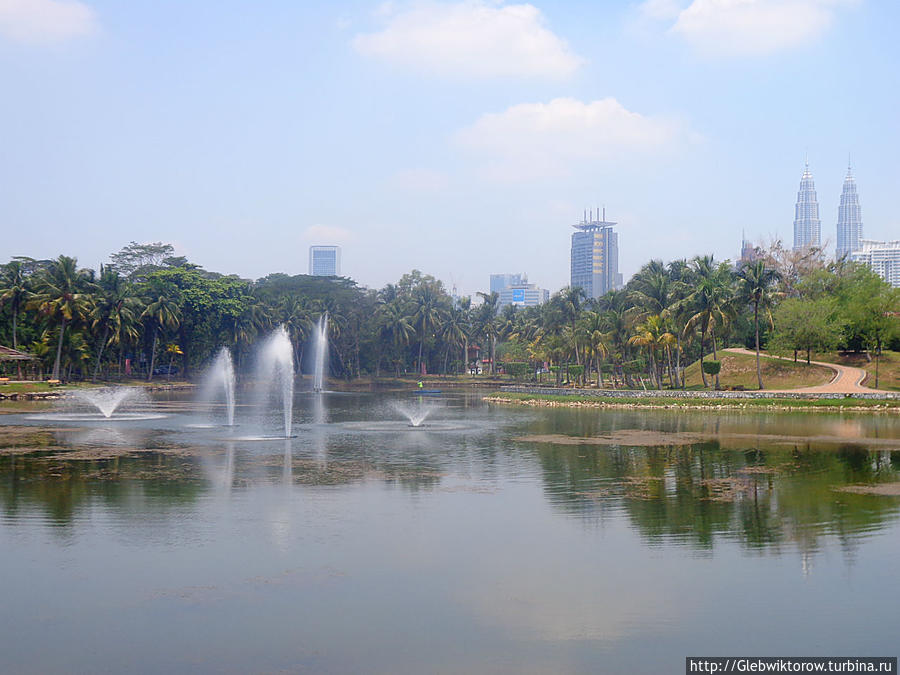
[1, 391, 899, 674]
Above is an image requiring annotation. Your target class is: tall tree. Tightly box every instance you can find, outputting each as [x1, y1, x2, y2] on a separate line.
[142, 294, 181, 381]
[0, 260, 30, 377]
[30, 256, 90, 380]
[737, 260, 781, 389]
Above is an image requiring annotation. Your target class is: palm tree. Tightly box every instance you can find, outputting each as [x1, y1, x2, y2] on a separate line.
[628, 315, 676, 389]
[280, 297, 314, 373]
[439, 306, 468, 375]
[29, 255, 90, 381]
[737, 260, 781, 389]
[683, 256, 734, 389]
[377, 301, 415, 377]
[476, 291, 500, 375]
[411, 283, 447, 375]
[142, 295, 180, 381]
[558, 286, 586, 365]
[89, 266, 141, 381]
[0, 260, 29, 378]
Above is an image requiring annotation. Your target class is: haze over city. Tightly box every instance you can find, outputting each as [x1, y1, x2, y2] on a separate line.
[3, 0, 898, 295]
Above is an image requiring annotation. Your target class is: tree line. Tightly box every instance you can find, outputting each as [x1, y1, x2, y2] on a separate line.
[0, 240, 897, 389]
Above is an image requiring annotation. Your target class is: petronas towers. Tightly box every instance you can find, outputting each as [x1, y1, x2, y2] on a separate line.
[791, 160, 863, 257]
[836, 164, 863, 258]
[793, 162, 821, 250]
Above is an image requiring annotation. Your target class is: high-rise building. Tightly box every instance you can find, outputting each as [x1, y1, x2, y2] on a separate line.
[489, 273, 526, 295]
[498, 283, 550, 309]
[850, 240, 900, 287]
[740, 232, 761, 264]
[570, 208, 621, 299]
[308, 246, 341, 276]
[836, 163, 863, 259]
[793, 162, 821, 251]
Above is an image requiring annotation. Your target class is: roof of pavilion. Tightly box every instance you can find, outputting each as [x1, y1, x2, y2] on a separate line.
[0, 345, 37, 361]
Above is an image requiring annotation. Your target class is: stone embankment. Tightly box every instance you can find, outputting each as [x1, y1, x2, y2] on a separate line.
[499, 386, 899, 401]
[487, 386, 899, 413]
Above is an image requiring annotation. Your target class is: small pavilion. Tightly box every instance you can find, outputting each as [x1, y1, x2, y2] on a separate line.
[0, 345, 38, 380]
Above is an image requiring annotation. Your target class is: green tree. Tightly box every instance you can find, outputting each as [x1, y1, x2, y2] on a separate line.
[0, 260, 30, 377]
[770, 297, 841, 364]
[736, 260, 781, 389]
[29, 255, 91, 380]
[142, 294, 181, 381]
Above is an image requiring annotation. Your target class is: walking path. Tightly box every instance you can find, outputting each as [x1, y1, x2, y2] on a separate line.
[724, 348, 885, 394]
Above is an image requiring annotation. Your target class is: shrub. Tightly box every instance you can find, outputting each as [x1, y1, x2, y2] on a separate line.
[702, 360, 721, 376]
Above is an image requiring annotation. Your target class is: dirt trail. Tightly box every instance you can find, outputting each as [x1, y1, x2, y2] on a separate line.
[724, 348, 886, 394]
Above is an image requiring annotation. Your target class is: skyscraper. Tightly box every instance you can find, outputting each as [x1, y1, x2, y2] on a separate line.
[489, 273, 526, 295]
[836, 163, 863, 259]
[793, 162, 821, 251]
[570, 208, 621, 299]
[309, 246, 341, 276]
[850, 240, 900, 287]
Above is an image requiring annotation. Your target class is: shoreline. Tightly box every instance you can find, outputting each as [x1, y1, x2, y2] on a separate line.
[484, 392, 900, 413]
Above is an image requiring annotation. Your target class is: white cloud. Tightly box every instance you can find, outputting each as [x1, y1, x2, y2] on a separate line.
[641, 0, 858, 56]
[455, 97, 692, 180]
[353, 1, 582, 79]
[303, 224, 355, 244]
[0, 0, 97, 44]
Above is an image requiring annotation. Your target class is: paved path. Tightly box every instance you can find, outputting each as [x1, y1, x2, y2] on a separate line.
[724, 348, 885, 394]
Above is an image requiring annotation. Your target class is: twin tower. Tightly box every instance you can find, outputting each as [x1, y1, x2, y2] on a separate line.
[793, 161, 863, 257]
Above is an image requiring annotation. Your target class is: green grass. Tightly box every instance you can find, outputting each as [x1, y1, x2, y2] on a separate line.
[487, 391, 900, 410]
[681, 350, 833, 390]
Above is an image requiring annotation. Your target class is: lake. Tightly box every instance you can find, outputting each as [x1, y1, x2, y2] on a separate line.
[1, 391, 898, 674]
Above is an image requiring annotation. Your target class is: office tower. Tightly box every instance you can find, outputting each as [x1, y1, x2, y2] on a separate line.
[570, 208, 621, 299]
[850, 240, 900, 287]
[740, 233, 760, 264]
[793, 162, 821, 251]
[836, 163, 863, 259]
[497, 282, 550, 308]
[489, 273, 526, 295]
[308, 246, 341, 276]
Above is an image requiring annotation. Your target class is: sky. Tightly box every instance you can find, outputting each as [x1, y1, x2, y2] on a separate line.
[2, 0, 899, 298]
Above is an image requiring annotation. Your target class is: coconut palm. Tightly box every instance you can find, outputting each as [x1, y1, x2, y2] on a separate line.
[475, 291, 500, 375]
[89, 266, 141, 381]
[377, 301, 415, 377]
[142, 295, 181, 381]
[737, 260, 782, 389]
[0, 260, 30, 378]
[683, 256, 734, 389]
[628, 315, 676, 389]
[29, 255, 91, 380]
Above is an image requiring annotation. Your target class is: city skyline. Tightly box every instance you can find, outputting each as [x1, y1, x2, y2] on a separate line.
[1, 1, 899, 297]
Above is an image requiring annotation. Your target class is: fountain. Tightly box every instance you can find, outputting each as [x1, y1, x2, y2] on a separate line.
[392, 400, 436, 427]
[195, 347, 236, 427]
[73, 387, 144, 418]
[312, 314, 328, 393]
[255, 325, 295, 438]
[28, 386, 166, 422]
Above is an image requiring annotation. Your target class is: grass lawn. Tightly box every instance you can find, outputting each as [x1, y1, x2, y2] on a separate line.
[813, 350, 900, 392]
[488, 391, 900, 410]
[681, 350, 833, 390]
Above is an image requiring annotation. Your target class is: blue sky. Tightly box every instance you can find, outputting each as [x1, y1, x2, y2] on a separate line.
[2, 0, 898, 296]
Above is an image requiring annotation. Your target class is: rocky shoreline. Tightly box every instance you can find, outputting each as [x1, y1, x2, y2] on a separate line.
[483, 395, 900, 414]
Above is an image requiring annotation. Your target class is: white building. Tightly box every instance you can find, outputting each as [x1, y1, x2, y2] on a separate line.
[309, 246, 341, 276]
[850, 240, 900, 287]
[498, 283, 550, 309]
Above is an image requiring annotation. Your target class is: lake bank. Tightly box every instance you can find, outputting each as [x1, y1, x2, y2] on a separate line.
[486, 389, 900, 413]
